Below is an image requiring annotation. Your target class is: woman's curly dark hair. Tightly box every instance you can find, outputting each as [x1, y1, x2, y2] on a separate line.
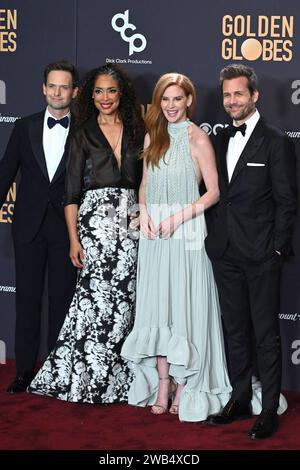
[76, 63, 144, 147]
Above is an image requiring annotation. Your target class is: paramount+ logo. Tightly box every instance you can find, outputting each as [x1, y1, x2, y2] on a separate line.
[221, 15, 294, 62]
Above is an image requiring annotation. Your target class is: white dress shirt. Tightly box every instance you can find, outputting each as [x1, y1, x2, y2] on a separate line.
[226, 109, 260, 182]
[43, 108, 70, 182]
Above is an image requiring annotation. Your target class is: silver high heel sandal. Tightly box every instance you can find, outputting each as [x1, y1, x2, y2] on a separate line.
[169, 383, 184, 415]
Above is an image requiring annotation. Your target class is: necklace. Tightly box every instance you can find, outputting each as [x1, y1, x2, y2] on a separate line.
[111, 123, 123, 152]
[98, 116, 123, 153]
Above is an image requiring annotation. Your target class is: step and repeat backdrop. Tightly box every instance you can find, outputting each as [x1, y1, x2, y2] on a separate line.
[0, 0, 299, 389]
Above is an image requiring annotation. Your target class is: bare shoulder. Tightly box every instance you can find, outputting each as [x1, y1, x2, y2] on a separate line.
[188, 122, 211, 147]
[144, 132, 150, 149]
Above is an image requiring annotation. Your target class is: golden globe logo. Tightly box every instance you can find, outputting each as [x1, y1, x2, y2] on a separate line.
[222, 15, 293, 61]
[0, 9, 17, 52]
[0, 183, 16, 224]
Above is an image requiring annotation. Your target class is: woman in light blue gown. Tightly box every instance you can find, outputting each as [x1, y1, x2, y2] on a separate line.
[121, 73, 232, 421]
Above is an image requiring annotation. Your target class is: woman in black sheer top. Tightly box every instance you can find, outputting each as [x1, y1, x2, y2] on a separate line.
[29, 64, 144, 403]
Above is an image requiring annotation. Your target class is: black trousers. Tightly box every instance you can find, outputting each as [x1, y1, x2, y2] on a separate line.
[212, 245, 282, 410]
[13, 204, 77, 375]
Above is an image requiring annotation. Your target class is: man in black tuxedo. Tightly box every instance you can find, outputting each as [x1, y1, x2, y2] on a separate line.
[0, 60, 79, 393]
[205, 64, 297, 438]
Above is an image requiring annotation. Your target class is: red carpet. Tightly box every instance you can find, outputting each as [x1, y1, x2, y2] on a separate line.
[1, 360, 299, 450]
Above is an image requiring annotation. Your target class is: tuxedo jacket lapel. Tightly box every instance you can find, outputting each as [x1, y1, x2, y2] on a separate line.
[28, 111, 49, 182]
[218, 132, 230, 187]
[51, 151, 65, 184]
[230, 119, 265, 185]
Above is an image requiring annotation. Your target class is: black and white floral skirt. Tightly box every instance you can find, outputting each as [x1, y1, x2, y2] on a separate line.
[28, 188, 138, 403]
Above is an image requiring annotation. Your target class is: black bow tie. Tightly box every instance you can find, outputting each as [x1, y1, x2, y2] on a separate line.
[47, 115, 69, 129]
[225, 123, 247, 137]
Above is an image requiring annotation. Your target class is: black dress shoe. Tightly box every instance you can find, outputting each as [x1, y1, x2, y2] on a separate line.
[248, 408, 278, 439]
[206, 398, 252, 425]
[7, 372, 35, 394]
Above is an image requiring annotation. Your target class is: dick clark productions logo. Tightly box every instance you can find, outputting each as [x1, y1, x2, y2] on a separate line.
[111, 10, 147, 56]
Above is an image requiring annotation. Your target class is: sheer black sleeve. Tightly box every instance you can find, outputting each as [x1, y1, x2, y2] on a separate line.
[63, 129, 87, 206]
